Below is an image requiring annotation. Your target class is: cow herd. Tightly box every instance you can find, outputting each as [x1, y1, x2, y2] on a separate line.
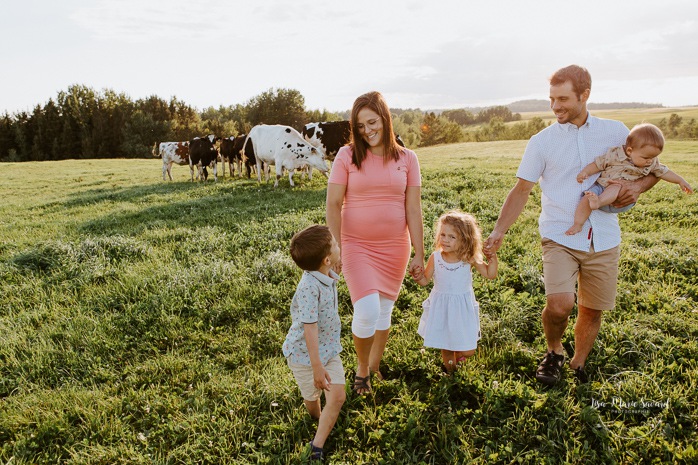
[155, 134, 221, 182]
[153, 121, 406, 187]
[153, 121, 360, 187]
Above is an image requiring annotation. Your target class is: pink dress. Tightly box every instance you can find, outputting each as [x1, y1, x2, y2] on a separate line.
[328, 146, 421, 303]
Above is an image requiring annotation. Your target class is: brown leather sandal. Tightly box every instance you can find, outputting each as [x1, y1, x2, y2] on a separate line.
[351, 374, 371, 395]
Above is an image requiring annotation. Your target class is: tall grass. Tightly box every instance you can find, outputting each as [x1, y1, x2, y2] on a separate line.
[1, 140, 697, 464]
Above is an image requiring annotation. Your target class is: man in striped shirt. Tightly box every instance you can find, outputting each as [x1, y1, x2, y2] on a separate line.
[484, 65, 659, 385]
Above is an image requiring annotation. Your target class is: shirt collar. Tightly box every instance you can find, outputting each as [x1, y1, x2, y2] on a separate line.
[306, 270, 339, 286]
[559, 112, 594, 132]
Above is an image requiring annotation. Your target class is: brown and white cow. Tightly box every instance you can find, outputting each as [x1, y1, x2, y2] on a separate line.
[189, 135, 220, 182]
[154, 141, 191, 181]
[243, 125, 328, 187]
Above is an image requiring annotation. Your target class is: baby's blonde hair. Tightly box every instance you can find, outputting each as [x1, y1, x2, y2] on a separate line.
[434, 211, 483, 264]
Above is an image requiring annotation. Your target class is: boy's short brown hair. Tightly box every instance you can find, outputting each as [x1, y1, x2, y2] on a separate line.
[290, 225, 333, 271]
[626, 123, 665, 151]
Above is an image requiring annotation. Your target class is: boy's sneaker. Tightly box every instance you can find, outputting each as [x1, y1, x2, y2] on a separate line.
[535, 351, 565, 386]
[572, 364, 589, 383]
[308, 441, 324, 461]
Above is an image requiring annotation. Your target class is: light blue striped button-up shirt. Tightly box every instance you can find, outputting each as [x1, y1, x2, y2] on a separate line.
[517, 114, 629, 252]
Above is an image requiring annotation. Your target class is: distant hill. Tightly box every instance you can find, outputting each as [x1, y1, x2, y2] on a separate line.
[402, 100, 666, 116]
[587, 102, 665, 110]
[507, 99, 664, 113]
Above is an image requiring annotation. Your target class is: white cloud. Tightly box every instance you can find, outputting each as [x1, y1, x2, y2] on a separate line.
[373, 3, 698, 109]
[1, 0, 697, 114]
[69, 0, 237, 42]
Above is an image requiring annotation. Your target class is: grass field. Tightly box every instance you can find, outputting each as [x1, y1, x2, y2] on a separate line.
[516, 106, 698, 129]
[1, 139, 697, 464]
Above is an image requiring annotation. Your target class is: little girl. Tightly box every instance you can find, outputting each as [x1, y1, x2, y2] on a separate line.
[412, 211, 498, 373]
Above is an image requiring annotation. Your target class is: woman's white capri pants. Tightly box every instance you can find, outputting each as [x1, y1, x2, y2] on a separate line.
[351, 293, 395, 338]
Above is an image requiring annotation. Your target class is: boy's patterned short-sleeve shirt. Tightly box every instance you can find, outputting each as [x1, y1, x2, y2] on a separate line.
[282, 270, 342, 366]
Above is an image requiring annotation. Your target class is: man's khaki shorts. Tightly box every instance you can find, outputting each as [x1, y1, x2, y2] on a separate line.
[541, 239, 620, 310]
[287, 355, 345, 401]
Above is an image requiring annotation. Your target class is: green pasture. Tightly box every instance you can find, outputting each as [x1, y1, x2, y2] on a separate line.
[1, 140, 697, 464]
[516, 106, 698, 129]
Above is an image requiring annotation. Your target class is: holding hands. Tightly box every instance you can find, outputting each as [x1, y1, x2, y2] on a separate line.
[410, 264, 425, 282]
[408, 255, 425, 282]
[484, 231, 504, 256]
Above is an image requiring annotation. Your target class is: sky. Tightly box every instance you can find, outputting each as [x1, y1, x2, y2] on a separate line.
[2, 0, 698, 115]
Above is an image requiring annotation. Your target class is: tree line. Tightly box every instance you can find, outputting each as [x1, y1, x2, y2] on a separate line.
[3, 85, 695, 162]
[393, 107, 545, 147]
[0, 86, 341, 162]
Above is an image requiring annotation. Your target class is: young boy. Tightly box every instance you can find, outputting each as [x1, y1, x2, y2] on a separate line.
[566, 123, 693, 235]
[282, 225, 345, 461]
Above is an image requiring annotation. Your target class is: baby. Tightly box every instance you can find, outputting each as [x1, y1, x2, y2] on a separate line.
[566, 123, 693, 235]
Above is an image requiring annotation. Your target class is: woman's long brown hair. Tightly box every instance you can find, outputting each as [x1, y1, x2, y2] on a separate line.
[349, 91, 403, 169]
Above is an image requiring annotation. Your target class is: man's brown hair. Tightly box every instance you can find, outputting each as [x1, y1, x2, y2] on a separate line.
[549, 65, 592, 99]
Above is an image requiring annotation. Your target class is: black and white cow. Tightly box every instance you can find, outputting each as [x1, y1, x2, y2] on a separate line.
[302, 121, 406, 163]
[189, 135, 220, 182]
[219, 137, 238, 177]
[243, 125, 328, 187]
[235, 134, 258, 178]
[301, 121, 351, 162]
[219, 134, 257, 178]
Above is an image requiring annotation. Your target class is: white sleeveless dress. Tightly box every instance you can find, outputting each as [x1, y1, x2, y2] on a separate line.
[417, 251, 481, 351]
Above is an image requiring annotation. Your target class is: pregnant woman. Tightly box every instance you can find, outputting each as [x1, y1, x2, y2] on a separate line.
[326, 91, 424, 395]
